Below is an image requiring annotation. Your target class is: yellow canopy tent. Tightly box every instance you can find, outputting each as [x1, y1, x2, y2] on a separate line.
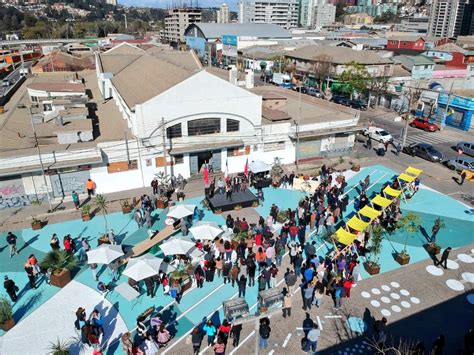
[371, 194, 393, 209]
[398, 173, 416, 183]
[383, 185, 402, 199]
[358, 206, 382, 221]
[336, 227, 358, 245]
[405, 166, 423, 177]
[346, 216, 370, 232]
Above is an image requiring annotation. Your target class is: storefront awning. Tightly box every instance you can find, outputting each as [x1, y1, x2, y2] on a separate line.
[168, 140, 243, 155]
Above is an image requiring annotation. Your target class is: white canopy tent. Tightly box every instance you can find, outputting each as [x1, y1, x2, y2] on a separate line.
[166, 204, 196, 219]
[122, 254, 174, 281]
[189, 223, 223, 241]
[159, 237, 196, 256]
[86, 244, 124, 265]
[249, 160, 272, 174]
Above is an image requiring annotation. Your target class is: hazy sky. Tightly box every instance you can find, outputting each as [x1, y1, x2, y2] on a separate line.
[119, 0, 238, 10]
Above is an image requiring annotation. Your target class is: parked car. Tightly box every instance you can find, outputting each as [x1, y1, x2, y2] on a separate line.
[446, 156, 474, 172]
[306, 87, 324, 98]
[362, 127, 393, 143]
[349, 99, 367, 110]
[331, 95, 351, 106]
[456, 142, 474, 157]
[1, 79, 11, 87]
[403, 143, 443, 162]
[409, 118, 439, 132]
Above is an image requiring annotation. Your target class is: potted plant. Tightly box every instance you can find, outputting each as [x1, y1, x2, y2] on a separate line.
[395, 212, 422, 265]
[170, 270, 192, 293]
[426, 217, 445, 255]
[270, 160, 284, 187]
[231, 231, 246, 249]
[215, 208, 222, 215]
[121, 200, 132, 214]
[350, 158, 361, 172]
[81, 204, 92, 221]
[40, 250, 79, 288]
[234, 204, 243, 211]
[364, 225, 383, 275]
[31, 216, 42, 230]
[95, 194, 110, 239]
[252, 201, 259, 208]
[0, 296, 14, 331]
[276, 210, 288, 223]
[48, 338, 71, 355]
[155, 172, 171, 209]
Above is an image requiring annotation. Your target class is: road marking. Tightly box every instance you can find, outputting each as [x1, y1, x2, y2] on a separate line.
[324, 315, 342, 318]
[317, 316, 323, 330]
[349, 172, 389, 205]
[282, 333, 292, 347]
[268, 350, 275, 355]
[229, 331, 256, 355]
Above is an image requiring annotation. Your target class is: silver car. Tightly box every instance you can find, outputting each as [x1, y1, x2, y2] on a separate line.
[446, 156, 474, 172]
[456, 142, 474, 157]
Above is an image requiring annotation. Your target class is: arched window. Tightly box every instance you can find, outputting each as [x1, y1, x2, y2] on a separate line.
[188, 118, 221, 136]
[227, 119, 240, 132]
[166, 123, 182, 138]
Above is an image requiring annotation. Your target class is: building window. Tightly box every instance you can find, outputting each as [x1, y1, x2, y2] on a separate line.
[227, 119, 239, 132]
[31, 96, 38, 102]
[188, 118, 221, 136]
[107, 160, 138, 173]
[43, 103, 52, 111]
[424, 65, 430, 69]
[263, 141, 285, 152]
[174, 154, 184, 164]
[166, 123, 182, 139]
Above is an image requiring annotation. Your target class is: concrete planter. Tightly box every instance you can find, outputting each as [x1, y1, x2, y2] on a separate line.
[122, 206, 132, 214]
[156, 199, 168, 209]
[31, 221, 42, 230]
[425, 243, 441, 255]
[364, 262, 380, 275]
[82, 213, 91, 222]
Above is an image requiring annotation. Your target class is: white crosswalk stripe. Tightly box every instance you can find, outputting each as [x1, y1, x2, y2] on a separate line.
[396, 132, 459, 146]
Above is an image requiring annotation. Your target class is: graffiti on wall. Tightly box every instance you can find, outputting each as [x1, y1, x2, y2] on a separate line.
[50, 170, 89, 198]
[0, 194, 45, 209]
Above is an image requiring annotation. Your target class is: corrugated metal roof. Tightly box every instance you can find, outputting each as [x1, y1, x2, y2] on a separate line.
[187, 23, 291, 39]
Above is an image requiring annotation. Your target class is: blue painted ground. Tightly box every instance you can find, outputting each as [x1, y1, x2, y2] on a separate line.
[0, 164, 472, 346]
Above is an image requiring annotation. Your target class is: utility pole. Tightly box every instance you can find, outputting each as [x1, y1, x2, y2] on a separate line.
[161, 117, 168, 176]
[29, 108, 53, 211]
[124, 14, 128, 30]
[442, 81, 455, 130]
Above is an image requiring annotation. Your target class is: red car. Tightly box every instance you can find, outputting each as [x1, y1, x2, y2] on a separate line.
[410, 118, 439, 132]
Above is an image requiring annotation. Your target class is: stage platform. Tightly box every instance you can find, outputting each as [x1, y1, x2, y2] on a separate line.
[207, 190, 258, 212]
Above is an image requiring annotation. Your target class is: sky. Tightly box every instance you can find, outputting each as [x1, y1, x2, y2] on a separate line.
[119, 0, 238, 10]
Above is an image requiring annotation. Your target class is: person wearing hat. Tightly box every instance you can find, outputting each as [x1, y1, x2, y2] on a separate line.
[6, 232, 18, 258]
[3, 276, 18, 302]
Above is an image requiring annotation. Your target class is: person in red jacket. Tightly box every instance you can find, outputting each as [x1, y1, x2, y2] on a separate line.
[218, 320, 232, 345]
[343, 276, 353, 298]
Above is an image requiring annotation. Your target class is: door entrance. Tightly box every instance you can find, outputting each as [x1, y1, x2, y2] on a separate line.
[190, 150, 221, 175]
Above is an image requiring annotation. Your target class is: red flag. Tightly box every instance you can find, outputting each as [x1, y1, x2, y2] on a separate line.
[244, 157, 248, 177]
[203, 164, 209, 185]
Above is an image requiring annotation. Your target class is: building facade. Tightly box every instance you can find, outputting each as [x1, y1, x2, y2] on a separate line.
[428, 0, 468, 38]
[238, 0, 299, 29]
[386, 36, 426, 51]
[399, 17, 429, 33]
[312, 4, 336, 28]
[162, 8, 202, 45]
[217, 3, 230, 24]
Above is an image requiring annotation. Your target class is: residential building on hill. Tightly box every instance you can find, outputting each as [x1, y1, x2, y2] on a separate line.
[428, 0, 468, 38]
[217, 3, 230, 24]
[238, 0, 299, 29]
[162, 8, 202, 46]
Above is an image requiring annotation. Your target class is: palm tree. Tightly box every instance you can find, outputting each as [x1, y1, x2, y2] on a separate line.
[48, 338, 71, 355]
[431, 217, 446, 244]
[40, 250, 79, 275]
[95, 194, 109, 233]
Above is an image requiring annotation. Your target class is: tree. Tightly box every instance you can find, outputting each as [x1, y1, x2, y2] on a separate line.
[367, 224, 384, 267]
[338, 61, 369, 99]
[94, 194, 109, 233]
[311, 55, 333, 90]
[367, 75, 389, 107]
[396, 212, 422, 256]
[430, 217, 446, 245]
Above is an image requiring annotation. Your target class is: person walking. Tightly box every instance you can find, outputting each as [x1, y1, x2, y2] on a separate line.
[259, 317, 271, 350]
[285, 269, 297, 294]
[303, 281, 315, 311]
[85, 179, 96, 198]
[366, 136, 372, 150]
[459, 170, 467, 185]
[3, 276, 18, 302]
[282, 288, 292, 318]
[238, 274, 247, 297]
[203, 320, 217, 346]
[395, 142, 402, 156]
[305, 324, 321, 353]
[302, 313, 314, 339]
[230, 323, 242, 347]
[151, 178, 158, 195]
[24, 262, 37, 289]
[6, 232, 18, 258]
[435, 247, 452, 269]
[72, 191, 80, 210]
[191, 327, 203, 355]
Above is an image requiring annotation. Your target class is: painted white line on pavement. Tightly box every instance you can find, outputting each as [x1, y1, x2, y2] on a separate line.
[282, 333, 292, 347]
[268, 350, 275, 355]
[349, 172, 390, 205]
[229, 331, 256, 355]
[324, 315, 342, 318]
[342, 169, 378, 197]
[295, 327, 303, 330]
[317, 316, 323, 330]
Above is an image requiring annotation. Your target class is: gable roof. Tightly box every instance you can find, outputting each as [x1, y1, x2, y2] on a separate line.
[151, 50, 202, 71]
[111, 55, 194, 109]
[393, 55, 434, 70]
[286, 45, 392, 65]
[186, 23, 291, 40]
[432, 43, 466, 54]
[102, 42, 144, 56]
[388, 36, 425, 42]
[99, 54, 142, 75]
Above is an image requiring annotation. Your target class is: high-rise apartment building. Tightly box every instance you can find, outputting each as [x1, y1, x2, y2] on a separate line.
[162, 8, 202, 45]
[238, 0, 299, 29]
[217, 3, 230, 23]
[428, 0, 468, 37]
[460, 1, 474, 35]
[299, 0, 335, 28]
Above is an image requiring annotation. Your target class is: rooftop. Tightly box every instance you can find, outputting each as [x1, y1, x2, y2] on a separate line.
[27, 82, 86, 93]
[285, 45, 392, 65]
[185, 23, 291, 40]
[250, 86, 357, 126]
[0, 71, 131, 154]
[387, 35, 424, 42]
[432, 43, 466, 54]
